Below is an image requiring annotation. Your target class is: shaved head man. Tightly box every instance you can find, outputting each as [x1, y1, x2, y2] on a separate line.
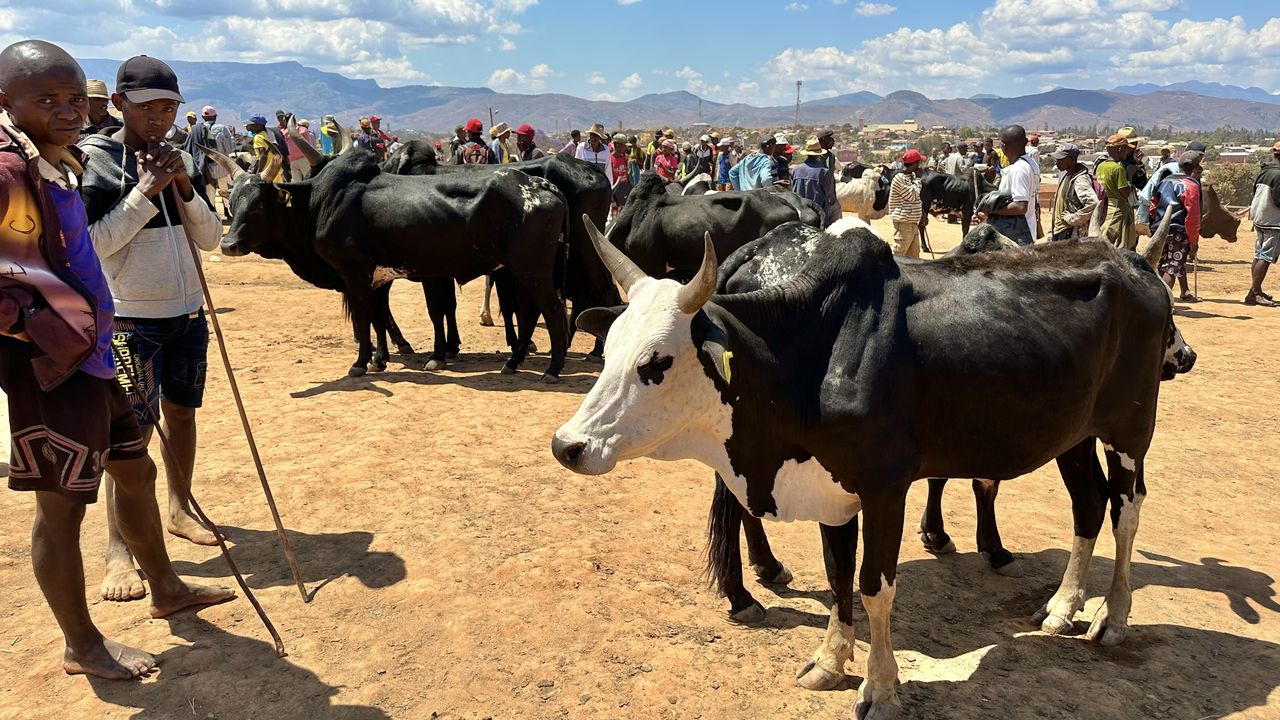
[0, 39, 234, 681]
[975, 124, 1040, 244]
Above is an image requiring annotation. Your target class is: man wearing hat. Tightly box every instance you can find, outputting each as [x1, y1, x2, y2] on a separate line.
[77, 55, 227, 599]
[448, 124, 466, 164]
[688, 134, 714, 178]
[792, 136, 840, 226]
[515, 123, 544, 161]
[1150, 151, 1205, 300]
[80, 79, 121, 139]
[1049, 143, 1099, 241]
[458, 118, 492, 164]
[1097, 133, 1139, 249]
[576, 123, 613, 183]
[888, 149, 926, 257]
[728, 134, 780, 191]
[1245, 142, 1280, 306]
[489, 121, 512, 164]
[716, 137, 734, 190]
[182, 105, 235, 219]
[244, 114, 284, 181]
[817, 129, 838, 173]
[771, 132, 793, 186]
[652, 138, 680, 182]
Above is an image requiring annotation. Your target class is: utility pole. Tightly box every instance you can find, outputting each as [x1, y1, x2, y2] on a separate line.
[699, 98, 703, 122]
[488, 107, 497, 127]
[795, 80, 802, 126]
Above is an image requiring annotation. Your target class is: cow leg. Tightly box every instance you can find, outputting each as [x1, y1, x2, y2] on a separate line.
[961, 206, 972, 236]
[917, 477, 955, 554]
[479, 274, 495, 326]
[973, 479, 1021, 576]
[1033, 437, 1108, 635]
[370, 284, 392, 372]
[797, 516, 857, 692]
[569, 301, 605, 362]
[444, 283, 461, 359]
[707, 475, 763, 624]
[421, 278, 455, 371]
[345, 290, 375, 377]
[742, 514, 792, 585]
[493, 269, 522, 353]
[855, 490, 906, 719]
[501, 281, 538, 376]
[1087, 443, 1146, 646]
[532, 284, 568, 382]
[384, 282, 414, 355]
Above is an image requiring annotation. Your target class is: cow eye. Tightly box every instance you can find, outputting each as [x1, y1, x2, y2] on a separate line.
[636, 351, 674, 386]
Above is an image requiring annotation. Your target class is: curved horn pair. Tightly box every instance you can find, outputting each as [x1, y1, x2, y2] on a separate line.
[581, 215, 717, 313]
[286, 116, 324, 167]
[260, 144, 282, 182]
[1142, 202, 1176, 267]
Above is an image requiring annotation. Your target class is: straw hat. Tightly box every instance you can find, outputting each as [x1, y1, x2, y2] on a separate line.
[490, 122, 510, 138]
[803, 136, 826, 156]
[85, 79, 109, 99]
[587, 123, 608, 140]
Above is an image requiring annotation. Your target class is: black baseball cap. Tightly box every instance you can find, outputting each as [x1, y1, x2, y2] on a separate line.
[116, 56, 185, 103]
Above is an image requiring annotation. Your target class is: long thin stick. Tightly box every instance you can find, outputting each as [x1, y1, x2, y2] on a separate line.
[110, 344, 287, 657]
[172, 199, 308, 603]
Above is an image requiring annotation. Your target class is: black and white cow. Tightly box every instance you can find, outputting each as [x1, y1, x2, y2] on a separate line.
[553, 213, 1194, 718]
[920, 168, 999, 237]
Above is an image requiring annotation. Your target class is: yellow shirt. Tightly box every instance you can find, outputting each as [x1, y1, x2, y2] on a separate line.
[253, 133, 283, 182]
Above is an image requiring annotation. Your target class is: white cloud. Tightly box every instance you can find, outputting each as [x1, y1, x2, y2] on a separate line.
[498, 36, 516, 51]
[784, 1, 809, 9]
[1108, 0, 1178, 10]
[619, 73, 644, 92]
[585, 72, 606, 85]
[855, 2, 895, 15]
[486, 62, 554, 91]
[618, 0, 643, 4]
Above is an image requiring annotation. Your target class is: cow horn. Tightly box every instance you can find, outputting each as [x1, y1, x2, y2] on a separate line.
[583, 214, 646, 294]
[287, 116, 324, 167]
[199, 144, 245, 183]
[331, 119, 349, 156]
[677, 232, 717, 314]
[1143, 202, 1176, 266]
[260, 145, 282, 182]
[990, 227, 1017, 249]
[1087, 200, 1105, 237]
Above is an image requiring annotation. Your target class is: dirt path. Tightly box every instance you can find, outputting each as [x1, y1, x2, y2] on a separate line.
[0, 217, 1276, 719]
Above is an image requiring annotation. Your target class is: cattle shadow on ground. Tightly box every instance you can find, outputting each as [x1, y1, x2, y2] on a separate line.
[213, 306, 235, 314]
[171, 525, 406, 601]
[287, 361, 598, 399]
[1174, 308, 1253, 320]
[88, 616, 391, 719]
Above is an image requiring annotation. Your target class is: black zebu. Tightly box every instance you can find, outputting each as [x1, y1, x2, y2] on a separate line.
[212, 147, 570, 381]
[608, 170, 823, 280]
[553, 212, 1194, 718]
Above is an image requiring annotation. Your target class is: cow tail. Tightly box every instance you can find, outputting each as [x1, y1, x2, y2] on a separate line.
[555, 188, 570, 301]
[341, 292, 356, 342]
[704, 473, 742, 596]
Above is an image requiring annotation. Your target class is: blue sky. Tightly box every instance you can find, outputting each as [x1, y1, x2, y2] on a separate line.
[3, 0, 1278, 103]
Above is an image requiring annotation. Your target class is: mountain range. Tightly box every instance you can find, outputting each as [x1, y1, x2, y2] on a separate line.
[78, 58, 1280, 134]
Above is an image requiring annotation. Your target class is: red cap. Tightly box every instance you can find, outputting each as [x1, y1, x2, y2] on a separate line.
[902, 149, 923, 164]
[784, 145, 796, 154]
[465, 118, 483, 133]
[434, 141, 442, 148]
[1028, 133, 1040, 143]
[515, 123, 535, 136]
[369, 114, 380, 121]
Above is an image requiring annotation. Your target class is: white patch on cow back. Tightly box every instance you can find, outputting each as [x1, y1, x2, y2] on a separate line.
[826, 216, 884, 242]
[763, 457, 860, 524]
[519, 183, 543, 216]
[371, 266, 410, 288]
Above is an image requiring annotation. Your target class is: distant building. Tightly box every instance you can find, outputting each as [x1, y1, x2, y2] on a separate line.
[1219, 151, 1252, 164]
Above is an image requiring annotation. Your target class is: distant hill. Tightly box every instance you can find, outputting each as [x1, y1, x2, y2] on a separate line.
[1114, 81, 1280, 106]
[78, 57, 1280, 133]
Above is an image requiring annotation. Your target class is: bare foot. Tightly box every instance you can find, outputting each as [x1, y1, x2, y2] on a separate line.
[166, 509, 218, 546]
[63, 637, 156, 680]
[150, 582, 236, 619]
[101, 552, 147, 602]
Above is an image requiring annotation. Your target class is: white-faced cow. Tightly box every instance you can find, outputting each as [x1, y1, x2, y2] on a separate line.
[553, 211, 1193, 718]
[836, 163, 894, 222]
[211, 146, 570, 381]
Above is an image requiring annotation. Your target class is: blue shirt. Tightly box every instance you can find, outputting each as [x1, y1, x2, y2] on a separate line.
[718, 152, 732, 183]
[48, 183, 115, 379]
[731, 152, 776, 191]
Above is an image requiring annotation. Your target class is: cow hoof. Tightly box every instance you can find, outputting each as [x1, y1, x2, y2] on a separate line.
[424, 358, 447, 371]
[728, 601, 765, 625]
[371, 359, 388, 372]
[854, 700, 902, 720]
[919, 532, 956, 555]
[395, 344, 415, 356]
[754, 563, 793, 585]
[500, 364, 517, 375]
[584, 353, 604, 364]
[1086, 601, 1128, 646]
[479, 313, 494, 327]
[541, 373, 561, 385]
[348, 365, 367, 377]
[526, 342, 538, 354]
[447, 350, 460, 359]
[987, 555, 1025, 578]
[796, 661, 844, 691]
[1034, 607, 1074, 636]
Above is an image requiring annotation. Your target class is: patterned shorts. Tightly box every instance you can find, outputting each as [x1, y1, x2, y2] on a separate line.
[1157, 227, 1191, 278]
[1, 338, 146, 503]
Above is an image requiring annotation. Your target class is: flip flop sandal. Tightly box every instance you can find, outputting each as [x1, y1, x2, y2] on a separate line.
[1245, 294, 1278, 307]
[1179, 292, 1200, 303]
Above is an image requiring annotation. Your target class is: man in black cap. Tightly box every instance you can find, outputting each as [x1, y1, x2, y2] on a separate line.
[78, 54, 228, 603]
[1246, 141, 1280, 306]
[817, 128, 837, 174]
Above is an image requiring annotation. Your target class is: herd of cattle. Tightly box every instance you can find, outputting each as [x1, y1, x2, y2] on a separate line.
[206, 126, 1199, 718]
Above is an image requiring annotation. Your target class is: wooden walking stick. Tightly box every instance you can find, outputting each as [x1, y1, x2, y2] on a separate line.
[171, 197, 309, 603]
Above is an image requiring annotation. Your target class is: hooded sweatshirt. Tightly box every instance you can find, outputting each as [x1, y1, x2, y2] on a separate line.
[78, 133, 222, 319]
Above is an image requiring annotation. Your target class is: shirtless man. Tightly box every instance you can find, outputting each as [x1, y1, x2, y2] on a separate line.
[0, 39, 233, 680]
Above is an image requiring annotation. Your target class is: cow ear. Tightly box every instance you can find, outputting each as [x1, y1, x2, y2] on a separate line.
[576, 305, 626, 340]
[276, 187, 293, 207]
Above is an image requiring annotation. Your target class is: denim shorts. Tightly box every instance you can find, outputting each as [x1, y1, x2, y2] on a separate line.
[1257, 229, 1280, 264]
[111, 310, 209, 427]
[988, 214, 1034, 246]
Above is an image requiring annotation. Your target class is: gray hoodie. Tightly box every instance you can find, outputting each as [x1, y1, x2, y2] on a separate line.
[78, 133, 221, 319]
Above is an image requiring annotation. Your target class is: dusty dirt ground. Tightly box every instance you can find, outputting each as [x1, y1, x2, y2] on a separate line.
[0, 214, 1277, 720]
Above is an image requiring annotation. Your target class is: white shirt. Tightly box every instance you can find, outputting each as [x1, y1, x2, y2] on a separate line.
[576, 141, 613, 183]
[999, 154, 1040, 238]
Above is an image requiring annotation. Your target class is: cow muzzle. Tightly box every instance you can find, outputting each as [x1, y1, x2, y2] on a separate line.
[551, 432, 614, 475]
[220, 235, 249, 257]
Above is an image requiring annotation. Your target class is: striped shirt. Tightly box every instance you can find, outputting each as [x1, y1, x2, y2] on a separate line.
[888, 172, 922, 223]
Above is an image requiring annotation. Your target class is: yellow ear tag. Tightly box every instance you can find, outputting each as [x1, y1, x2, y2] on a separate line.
[722, 350, 733, 384]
